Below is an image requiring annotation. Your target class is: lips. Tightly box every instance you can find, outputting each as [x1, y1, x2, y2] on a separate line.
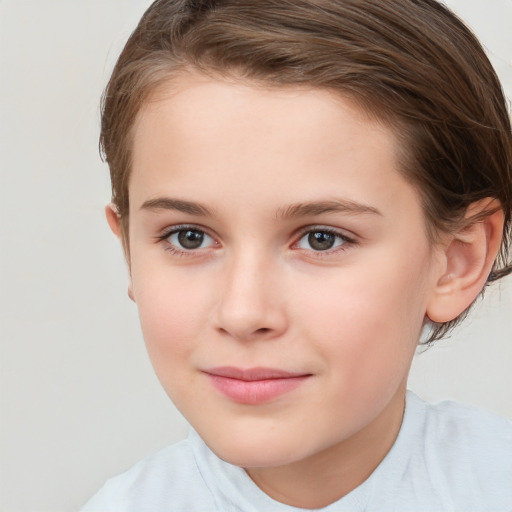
[203, 366, 311, 404]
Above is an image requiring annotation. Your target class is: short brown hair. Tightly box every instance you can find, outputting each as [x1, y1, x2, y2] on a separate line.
[100, 0, 512, 342]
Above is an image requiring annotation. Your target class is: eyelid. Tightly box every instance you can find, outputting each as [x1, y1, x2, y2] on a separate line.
[155, 223, 356, 256]
[292, 225, 357, 253]
[294, 225, 356, 242]
[156, 224, 220, 252]
[157, 223, 215, 239]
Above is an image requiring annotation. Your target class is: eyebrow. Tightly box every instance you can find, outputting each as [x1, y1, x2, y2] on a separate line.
[276, 199, 382, 219]
[140, 197, 214, 216]
[140, 197, 381, 219]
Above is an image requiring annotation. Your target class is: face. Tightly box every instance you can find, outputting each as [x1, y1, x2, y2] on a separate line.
[123, 74, 442, 470]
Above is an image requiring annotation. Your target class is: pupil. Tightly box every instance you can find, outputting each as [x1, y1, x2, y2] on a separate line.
[178, 230, 204, 249]
[309, 231, 335, 251]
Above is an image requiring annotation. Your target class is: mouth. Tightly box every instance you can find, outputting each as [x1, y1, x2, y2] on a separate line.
[202, 366, 312, 405]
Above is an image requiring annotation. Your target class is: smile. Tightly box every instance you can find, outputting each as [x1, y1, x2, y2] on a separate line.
[203, 367, 312, 405]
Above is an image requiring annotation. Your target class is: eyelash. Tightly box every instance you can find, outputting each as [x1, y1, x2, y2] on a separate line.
[294, 227, 355, 257]
[155, 225, 217, 258]
[155, 225, 356, 258]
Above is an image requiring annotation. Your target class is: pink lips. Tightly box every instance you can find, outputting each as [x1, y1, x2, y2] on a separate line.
[203, 367, 311, 404]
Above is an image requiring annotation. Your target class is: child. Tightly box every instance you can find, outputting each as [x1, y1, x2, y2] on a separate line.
[82, 0, 512, 510]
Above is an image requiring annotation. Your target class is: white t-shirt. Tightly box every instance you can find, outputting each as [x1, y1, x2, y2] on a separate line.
[81, 391, 512, 511]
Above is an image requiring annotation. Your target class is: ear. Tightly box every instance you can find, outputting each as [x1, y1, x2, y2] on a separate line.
[105, 204, 135, 302]
[426, 199, 504, 323]
[106, 203, 122, 237]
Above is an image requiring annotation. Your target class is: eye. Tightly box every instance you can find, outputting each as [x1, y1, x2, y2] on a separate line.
[296, 228, 350, 252]
[165, 227, 216, 251]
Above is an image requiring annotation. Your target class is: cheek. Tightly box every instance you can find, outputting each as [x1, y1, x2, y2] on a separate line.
[295, 256, 430, 382]
[131, 265, 212, 377]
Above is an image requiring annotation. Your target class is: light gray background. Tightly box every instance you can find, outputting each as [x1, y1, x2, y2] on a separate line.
[0, 1, 510, 511]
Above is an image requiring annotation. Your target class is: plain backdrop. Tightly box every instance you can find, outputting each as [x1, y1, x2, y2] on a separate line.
[0, 1, 511, 511]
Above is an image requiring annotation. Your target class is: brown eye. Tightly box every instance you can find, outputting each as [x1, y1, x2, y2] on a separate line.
[296, 229, 349, 252]
[308, 231, 336, 251]
[166, 228, 215, 251]
[177, 229, 204, 249]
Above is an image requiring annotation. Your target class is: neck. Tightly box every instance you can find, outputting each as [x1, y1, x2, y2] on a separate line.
[245, 387, 407, 509]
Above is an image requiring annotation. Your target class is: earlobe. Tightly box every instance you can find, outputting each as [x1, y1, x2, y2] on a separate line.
[426, 199, 504, 324]
[128, 280, 135, 302]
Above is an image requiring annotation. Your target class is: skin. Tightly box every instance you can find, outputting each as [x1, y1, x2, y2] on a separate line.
[107, 73, 503, 508]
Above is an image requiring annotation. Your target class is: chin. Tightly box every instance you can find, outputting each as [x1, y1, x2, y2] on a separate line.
[216, 444, 298, 469]
[199, 427, 314, 469]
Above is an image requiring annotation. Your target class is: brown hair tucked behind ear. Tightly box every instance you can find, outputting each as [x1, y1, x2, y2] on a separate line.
[101, 0, 512, 343]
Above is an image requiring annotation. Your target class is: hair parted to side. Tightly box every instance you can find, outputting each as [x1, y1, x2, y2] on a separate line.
[101, 0, 512, 343]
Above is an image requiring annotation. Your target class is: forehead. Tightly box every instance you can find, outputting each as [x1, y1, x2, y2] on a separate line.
[129, 74, 423, 226]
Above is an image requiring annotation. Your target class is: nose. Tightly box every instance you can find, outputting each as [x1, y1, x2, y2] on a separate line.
[214, 249, 288, 342]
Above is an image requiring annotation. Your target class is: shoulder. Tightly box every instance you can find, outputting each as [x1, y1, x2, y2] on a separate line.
[418, 393, 512, 460]
[404, 392, 512, 510]
[80, 434, 217, 512]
